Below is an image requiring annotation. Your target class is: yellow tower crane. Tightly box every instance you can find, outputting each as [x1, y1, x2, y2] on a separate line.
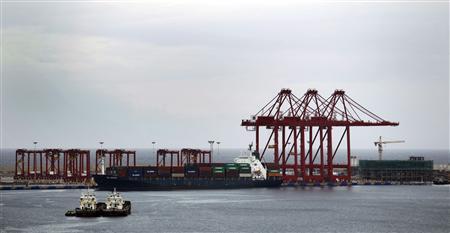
[374, 136, 405, 160]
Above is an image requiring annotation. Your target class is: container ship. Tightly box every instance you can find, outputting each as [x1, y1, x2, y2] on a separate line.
[93, 154, 283, 191]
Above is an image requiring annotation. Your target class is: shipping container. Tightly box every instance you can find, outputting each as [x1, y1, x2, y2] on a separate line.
[171, 166, 184, 174]
[143, 166, 158, 178]
[199, 167, 212, 178]
[118, 167, 127, 177]
[239, 173, 252, 178]
[239, 166, 251, 174]
[158, 167, 172, 177]
[199, 173, 212, 178]
[127, 167, 142, 177]
[172, 173, 185, 178]
[212, 167, 225, 173]
[225, 166, 238, 174]
[267, 172, 282, 177]
[185, 169, 198, 174]
[106, 167, 118, 176]
[184, 165, 199, 178]
[225, 169, 239, 178]
[185, 171, 198, 178]
[212, 172, 225, 178]
[199, 167, 212, 172]
[185, 166, 198, 173]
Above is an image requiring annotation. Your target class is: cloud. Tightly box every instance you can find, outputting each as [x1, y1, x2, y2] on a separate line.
[2, 1, 448, 149]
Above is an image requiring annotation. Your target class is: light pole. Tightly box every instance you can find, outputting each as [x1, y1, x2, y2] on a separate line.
[152, 141, 156, 160]
[216, 141, 221, 156]
[33, 141, 38, 179]
[99, 141, 104, 175]
[208, 140, 215, 157]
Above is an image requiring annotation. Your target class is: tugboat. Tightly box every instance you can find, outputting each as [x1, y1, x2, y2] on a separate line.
[101, 188, 131, 217]
[65, 188, 102, 217]
[65, 188, 131, 217]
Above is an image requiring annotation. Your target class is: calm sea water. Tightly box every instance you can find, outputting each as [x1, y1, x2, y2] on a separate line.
[1, 185, 449, 233]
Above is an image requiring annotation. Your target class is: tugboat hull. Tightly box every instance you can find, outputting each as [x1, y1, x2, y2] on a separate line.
[66, 202, 131, 217]
[102, 201, 131, 217]
[74, 208, 102, 217]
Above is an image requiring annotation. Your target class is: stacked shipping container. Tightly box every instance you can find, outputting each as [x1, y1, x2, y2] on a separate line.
[104, 162, 280, 180]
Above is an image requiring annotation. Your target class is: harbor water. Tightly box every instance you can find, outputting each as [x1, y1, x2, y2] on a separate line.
[1, 185, 449, 233]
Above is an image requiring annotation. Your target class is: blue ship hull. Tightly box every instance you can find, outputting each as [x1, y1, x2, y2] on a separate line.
[93, 175, 282, 191]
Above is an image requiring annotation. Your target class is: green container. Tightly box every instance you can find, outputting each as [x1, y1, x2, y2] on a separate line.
[268, 169, 280, 173]
[239, 167, 251, 174]
[224, 163, 238, 168]
[238, 163, 250, 168]
[212, 167, 225, 174]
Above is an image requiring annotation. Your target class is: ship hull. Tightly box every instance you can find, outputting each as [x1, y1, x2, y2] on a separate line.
[73, 208, 102, 217]
[66, 202, 131, 217]
[93, 175, 282, 191]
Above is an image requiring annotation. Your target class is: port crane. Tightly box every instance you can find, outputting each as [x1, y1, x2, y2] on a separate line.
[242, 89, 399, 182]
[374, 136, 405, 160]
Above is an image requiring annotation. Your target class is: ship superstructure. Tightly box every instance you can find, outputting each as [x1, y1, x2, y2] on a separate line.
[106, 188, 124, 210]
[79, 189, 97, 211]
[233, 154, 267, 180]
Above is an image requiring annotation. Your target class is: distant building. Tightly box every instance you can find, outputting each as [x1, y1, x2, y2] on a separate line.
[350, 155, 358, 167]
[358, 157, 433, 183]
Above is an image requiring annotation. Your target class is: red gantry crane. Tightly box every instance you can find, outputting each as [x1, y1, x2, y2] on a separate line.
[241, 88, 399, 183]
[15, 148, 90, 182]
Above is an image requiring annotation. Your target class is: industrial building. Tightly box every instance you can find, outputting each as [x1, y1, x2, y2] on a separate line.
[358, 157, 433, 183]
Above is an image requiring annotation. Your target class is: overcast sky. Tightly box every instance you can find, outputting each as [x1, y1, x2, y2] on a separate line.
[2, 0, 449, 150]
